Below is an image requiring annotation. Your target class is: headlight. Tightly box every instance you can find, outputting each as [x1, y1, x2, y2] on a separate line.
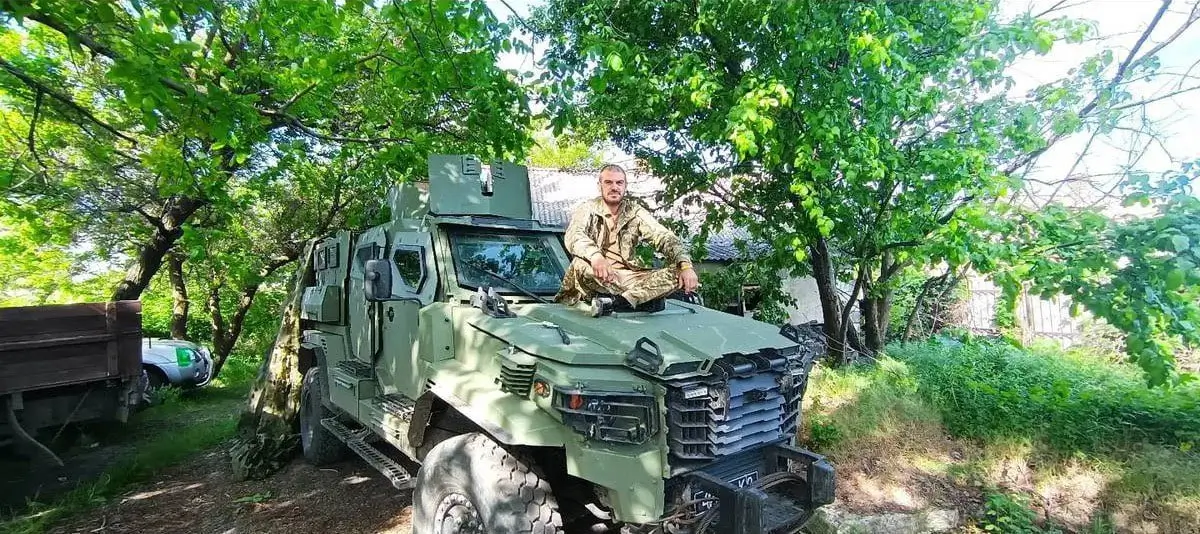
[552, 388, 658, 445]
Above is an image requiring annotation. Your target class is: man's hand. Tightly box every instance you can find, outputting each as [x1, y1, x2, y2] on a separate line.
[678, 266, 699, 293]
[590, 255, 615, 283]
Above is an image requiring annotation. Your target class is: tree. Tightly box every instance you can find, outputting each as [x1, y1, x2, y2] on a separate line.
[0, 0, 533, 373]
[532, 0, 1199, 373]
[533, 0, 1068, 361]
[949, 163, 1200, 385]
[0, 0, 532, 302]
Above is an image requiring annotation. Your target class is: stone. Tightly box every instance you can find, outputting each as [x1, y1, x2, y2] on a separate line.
[804, 505, 960, 534]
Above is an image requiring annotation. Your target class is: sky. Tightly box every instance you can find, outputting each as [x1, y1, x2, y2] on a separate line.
[485, 0, 1200, 208]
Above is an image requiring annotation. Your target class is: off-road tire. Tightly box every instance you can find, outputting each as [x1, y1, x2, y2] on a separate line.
[412, 432, 563, 534]
[299, 367, 346, 465]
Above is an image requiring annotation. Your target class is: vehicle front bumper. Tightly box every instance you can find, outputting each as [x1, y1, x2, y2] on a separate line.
[659, 443, 835, 534]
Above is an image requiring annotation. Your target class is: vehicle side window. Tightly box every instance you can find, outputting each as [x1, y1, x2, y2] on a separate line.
[393, 247, 424, 292]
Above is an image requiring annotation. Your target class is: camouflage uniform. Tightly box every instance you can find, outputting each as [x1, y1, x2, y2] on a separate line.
[555, 197, 692, 307]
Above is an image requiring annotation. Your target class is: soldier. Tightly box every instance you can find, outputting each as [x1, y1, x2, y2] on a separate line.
[555, 163, 700, 316]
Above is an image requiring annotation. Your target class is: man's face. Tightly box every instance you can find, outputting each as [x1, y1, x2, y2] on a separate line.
[599, 170, 626, 205]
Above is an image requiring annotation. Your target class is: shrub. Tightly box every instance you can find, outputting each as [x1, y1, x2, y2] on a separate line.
[889, 338, 1200, 453]
[978, 491, 1062, 534]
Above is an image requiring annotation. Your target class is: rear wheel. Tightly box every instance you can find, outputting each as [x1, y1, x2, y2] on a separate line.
[299, 367, 346, 465]
[412, 433, 563, 534]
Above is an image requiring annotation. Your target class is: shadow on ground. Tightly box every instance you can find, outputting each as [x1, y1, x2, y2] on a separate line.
[45, 447, 413, 534]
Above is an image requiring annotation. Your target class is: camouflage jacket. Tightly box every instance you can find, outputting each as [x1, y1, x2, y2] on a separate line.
[562, 197, 692, 270]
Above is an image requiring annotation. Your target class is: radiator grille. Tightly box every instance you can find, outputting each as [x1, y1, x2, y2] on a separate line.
[665, 347, 815, 467]
[499, 356, 536, 396]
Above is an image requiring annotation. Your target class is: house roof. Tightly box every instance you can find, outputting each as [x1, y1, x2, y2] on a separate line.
[528, 168, 761, 262]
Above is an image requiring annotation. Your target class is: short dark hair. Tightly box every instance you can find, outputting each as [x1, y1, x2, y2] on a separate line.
[599, 163, 626, 177]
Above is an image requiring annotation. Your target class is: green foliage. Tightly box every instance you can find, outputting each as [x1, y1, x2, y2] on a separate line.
[980, 491, 1062, 534]
[527, 118, 607, 169]
[0, 0, 534, 366]
[531, 0, 1101, 355]
[804, 415, 843, 452]
[890, 339, 1200, 452]
[697, 261, 792, 324]
[954, 164, 1200, 385]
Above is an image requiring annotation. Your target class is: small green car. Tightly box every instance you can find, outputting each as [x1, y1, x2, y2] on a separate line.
[296, 155, 834, 533]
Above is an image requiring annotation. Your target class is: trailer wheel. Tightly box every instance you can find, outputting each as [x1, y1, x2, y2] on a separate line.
[299, 367, 345, 465]
[412, 433, 562, 534]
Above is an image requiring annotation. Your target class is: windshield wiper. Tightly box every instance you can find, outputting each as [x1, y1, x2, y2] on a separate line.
[463, 261, 551, 304]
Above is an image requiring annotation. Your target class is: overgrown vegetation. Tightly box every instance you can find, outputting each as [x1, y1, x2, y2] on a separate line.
[0, 354, 258, 534]
[802, 338, 1200, 532]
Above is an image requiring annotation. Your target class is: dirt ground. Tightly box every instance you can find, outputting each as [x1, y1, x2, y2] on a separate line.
[45, 445, 414, 534]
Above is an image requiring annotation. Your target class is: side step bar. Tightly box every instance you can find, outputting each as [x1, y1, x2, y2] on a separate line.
[321, 417, 415, 490]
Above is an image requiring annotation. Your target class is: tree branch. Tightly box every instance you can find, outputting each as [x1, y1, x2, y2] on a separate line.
[1078, 0, 1172, 119]
[26, 90, 48, 173]
[6, 3, 197, 98]
[0, 57, 139, 145]
[259, 110, 414, 145]
[1108, 85, 1200, 111]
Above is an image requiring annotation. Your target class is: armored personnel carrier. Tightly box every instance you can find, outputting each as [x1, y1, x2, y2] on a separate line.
[297, 155, 834, 533]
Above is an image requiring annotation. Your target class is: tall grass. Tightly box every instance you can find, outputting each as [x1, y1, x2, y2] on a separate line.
[802, 338, 1200, 532]
[889, 337, 1200, 453]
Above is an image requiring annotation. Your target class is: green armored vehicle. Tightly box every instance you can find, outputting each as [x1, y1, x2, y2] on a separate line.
[297, 155, 834, 533]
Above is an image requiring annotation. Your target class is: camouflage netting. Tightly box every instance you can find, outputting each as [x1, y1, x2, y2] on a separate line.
[230, 241, 315, 481]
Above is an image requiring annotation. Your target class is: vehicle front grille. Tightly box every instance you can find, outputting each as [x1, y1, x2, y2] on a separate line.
[664, 346, 815, 470]
[499, 350, 537, 396]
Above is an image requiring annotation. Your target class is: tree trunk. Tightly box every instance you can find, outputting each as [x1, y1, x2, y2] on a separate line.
[168, 252, 189, 339]
[903, 272, 948, 342]
[862, 296, 884, 353]
[112, 226, 181, 301]
[207, 283, 230, 374]
[808, 238, 867, 365]
[111, 197, 204, 301]
[929, 271, 962, 333]
[207, 256, 297, 379]
[230, 241, 316, 480]
[809, 238, 848, 364]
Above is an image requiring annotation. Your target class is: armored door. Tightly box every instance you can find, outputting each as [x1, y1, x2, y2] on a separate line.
[348, 226, 388, 364]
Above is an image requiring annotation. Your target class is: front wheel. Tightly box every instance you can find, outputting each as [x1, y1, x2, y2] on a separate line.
[412, 433, 563, 534]
[299, 367, 346, 465]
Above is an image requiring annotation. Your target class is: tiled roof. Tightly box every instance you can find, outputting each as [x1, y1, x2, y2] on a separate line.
[529, 168, 760, 262]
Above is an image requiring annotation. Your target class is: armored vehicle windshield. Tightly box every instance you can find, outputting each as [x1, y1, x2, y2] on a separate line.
[449, 229, 567, 296]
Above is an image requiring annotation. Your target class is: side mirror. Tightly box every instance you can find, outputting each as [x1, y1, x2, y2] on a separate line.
[364, 259, 392, 301]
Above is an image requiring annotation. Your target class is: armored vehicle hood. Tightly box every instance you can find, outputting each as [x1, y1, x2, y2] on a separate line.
[466, 300, 796, 378]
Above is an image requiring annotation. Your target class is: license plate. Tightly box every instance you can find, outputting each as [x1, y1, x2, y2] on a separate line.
[691, 470, 759, 512]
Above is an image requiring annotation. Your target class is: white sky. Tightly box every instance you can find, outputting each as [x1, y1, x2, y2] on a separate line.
[487, 0, 1200, 205]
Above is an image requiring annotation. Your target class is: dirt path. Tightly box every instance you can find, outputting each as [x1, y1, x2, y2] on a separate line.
[47, 445, 414, 534]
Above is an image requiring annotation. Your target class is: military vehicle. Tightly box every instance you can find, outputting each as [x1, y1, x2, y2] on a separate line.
[1, 301, 142, 465]
[296, 155, 834, 533]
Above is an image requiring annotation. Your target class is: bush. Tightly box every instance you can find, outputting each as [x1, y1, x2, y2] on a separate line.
[978, 491, 1062, 534]
[889, 338, 1200, 452]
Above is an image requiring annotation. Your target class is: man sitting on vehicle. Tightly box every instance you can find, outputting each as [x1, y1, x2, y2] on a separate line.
[555, 163, 700, 316]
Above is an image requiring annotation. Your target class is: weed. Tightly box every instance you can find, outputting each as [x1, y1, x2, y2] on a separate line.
[806, 415, 843, 451]
[214, 352, 260, 389]
[889, 338, 1200, 453]
[147, 385, 183, 406]
[978, 491, 1062, 534]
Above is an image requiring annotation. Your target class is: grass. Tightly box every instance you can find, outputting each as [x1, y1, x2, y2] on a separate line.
[0, 353, 259, 534]
[800, 337, 1200, 533]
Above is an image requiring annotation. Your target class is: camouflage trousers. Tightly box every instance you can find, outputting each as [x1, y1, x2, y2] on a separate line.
[555, 257, 680, 308]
